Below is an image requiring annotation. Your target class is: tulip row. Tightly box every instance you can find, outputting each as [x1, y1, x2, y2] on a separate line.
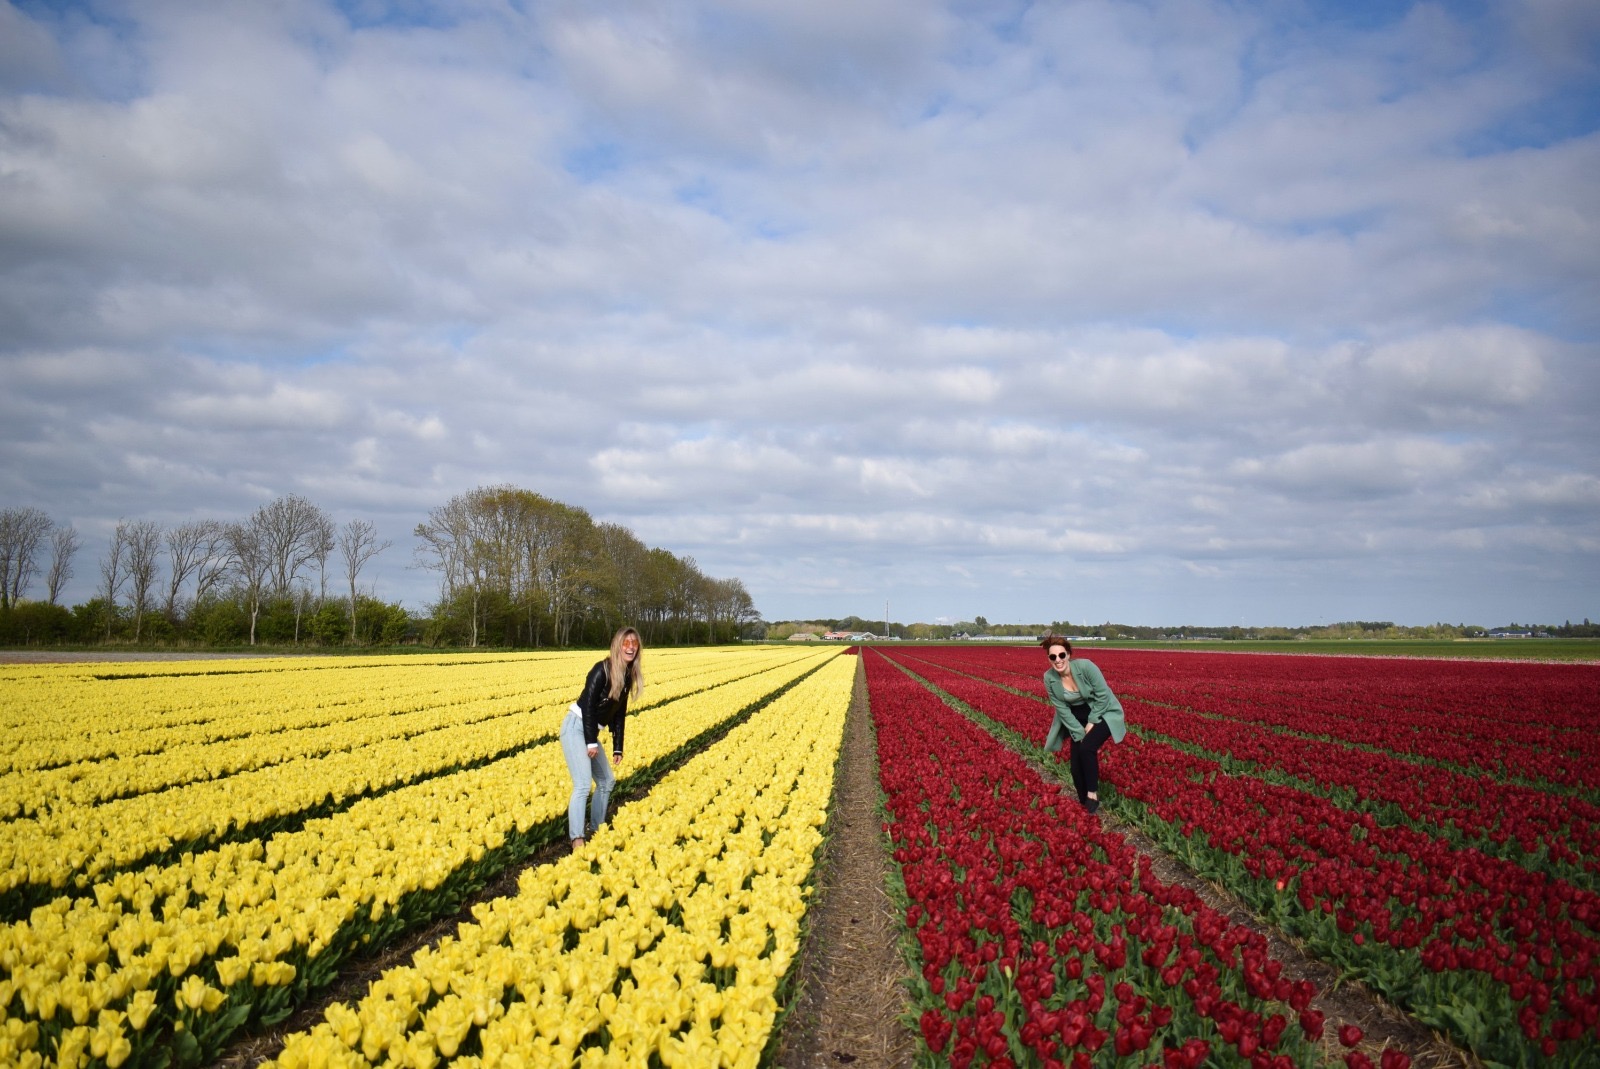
[0, 649, 825, 916]
[891, 650, 1600, 886]
[864, 652, 1334, 1069]
[1127, 680, 1598, 797]
[0, 648, 807, 778]
[0, 657, 588, 811]
[0, 654, 582, 768]
[1123, 698, 1599, 886]
[880, 647, 1600, 1067]
[916, 647, 1599, 792]
[264, 651, 855, 1069]
[0, 647, 842, 1069]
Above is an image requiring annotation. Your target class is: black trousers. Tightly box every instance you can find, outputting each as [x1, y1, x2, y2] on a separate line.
[1068, 720, 1112, 803]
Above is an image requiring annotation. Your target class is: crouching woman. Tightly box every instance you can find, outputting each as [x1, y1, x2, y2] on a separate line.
[561, 627, 644, 849]
[1040, 635, 1126, 813]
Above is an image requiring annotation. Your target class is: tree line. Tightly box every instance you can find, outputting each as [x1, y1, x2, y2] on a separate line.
[0, 499, 401, 648]
[0, 485, 759, 649]
[413, 485, 758, 647]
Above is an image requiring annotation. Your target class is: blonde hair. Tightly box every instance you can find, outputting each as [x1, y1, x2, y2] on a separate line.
[607, 627, 645, 702]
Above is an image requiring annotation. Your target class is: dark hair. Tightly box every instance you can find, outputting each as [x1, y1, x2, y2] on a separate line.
[1039, 635, 1071, 657]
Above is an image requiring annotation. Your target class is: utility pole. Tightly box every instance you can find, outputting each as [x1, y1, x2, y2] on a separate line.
[885, 598, 890, 641]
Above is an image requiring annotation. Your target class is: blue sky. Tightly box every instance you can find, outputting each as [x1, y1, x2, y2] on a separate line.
[2, 0, 1597, 627]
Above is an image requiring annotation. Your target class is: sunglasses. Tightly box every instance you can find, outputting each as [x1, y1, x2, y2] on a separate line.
[1048, 652, 1070, 662]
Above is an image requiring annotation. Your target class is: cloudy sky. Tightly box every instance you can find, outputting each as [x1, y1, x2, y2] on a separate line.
[3, 0, 1597, 628]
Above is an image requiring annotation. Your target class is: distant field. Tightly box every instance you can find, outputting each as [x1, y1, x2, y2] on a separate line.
[1120, 638, 1600, 660]
[836, 638, 1600, 661]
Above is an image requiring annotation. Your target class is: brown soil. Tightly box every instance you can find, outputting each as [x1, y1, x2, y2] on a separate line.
[770, 659, 919, 1068]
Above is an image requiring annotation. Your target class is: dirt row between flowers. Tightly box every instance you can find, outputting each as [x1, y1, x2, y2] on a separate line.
[772, 656, 920, 1068]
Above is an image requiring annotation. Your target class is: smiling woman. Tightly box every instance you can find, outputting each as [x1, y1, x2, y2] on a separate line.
[1039, 634, 1127, 813]
[560, 625, 645, 847]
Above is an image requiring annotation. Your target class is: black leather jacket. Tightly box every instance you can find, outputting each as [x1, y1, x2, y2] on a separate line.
[574, 658, 632, 754]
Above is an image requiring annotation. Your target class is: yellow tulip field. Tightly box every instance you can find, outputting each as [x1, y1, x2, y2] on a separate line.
[0, 646, 853, 1069]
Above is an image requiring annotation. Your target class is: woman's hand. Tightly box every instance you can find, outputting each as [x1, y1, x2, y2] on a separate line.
[613, 751, 624, 767]
[587, 743, 599, 758]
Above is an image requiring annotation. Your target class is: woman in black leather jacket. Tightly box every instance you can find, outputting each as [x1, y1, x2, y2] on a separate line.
[560, 626, 644, 848]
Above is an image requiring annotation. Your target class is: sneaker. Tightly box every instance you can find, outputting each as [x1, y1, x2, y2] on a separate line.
[1084, 799, 1100, 814]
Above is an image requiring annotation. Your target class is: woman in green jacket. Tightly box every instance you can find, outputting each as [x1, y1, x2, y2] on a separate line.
[1040, 635, 1126, 813]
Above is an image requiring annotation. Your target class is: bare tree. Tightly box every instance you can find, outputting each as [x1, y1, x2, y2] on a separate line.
[124, 520, 163, 642]
[99, 521, 131, 641]
[415, 494, 487, 646]
[225, 516, 271, 645]
[312, 512, 336, 608]
[193, 524, 230, 606]
[701, 576, 757, 643]
[46, 525, 79, 605]
[340, 519, 391, 644]
[292, 582, 315, 644]
[259, 494, 334, 598]
[0, 507, 53, 609]
[416, 486, 598, 648]
[163, 520, 221, 620]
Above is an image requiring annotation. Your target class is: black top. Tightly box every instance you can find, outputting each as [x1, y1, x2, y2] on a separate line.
[574, 658, 632, 753]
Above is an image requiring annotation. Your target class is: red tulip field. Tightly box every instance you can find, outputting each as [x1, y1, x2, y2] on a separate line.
[866, 645, 1599, 1069]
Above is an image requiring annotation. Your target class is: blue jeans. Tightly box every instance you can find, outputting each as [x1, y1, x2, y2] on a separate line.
[560, 707, 615, 840]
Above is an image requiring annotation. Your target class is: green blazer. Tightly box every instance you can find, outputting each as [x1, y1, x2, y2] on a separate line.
[1042, 658, 1127, 752]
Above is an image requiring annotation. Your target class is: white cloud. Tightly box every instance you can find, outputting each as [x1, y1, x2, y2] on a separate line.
[1233, 438, 1479, 499]
[1359, 325, 1550, 408]
[1, 0, 1595, 626]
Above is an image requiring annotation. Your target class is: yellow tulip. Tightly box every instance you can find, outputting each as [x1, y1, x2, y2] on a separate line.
[52, 1025, 91, 1069]
[124, 989, 158, 1030]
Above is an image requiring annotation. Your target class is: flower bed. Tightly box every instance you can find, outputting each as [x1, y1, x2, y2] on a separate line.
[0, 648, 825, 916]
[265, 653, 855, 1069]
[866, 652, 1329, 1068]
[878, 646, 1600, 1066]
[0, 647, 841, 1069]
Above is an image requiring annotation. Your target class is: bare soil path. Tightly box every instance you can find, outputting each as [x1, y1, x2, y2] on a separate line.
[772, 659, 918, 1068]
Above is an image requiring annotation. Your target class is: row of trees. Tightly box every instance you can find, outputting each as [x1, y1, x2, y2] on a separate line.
[0, 507, 79, 611]
[413, 485, 759, 647]
[0, 487, 761, 649]
[0, 500, 396, 647]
